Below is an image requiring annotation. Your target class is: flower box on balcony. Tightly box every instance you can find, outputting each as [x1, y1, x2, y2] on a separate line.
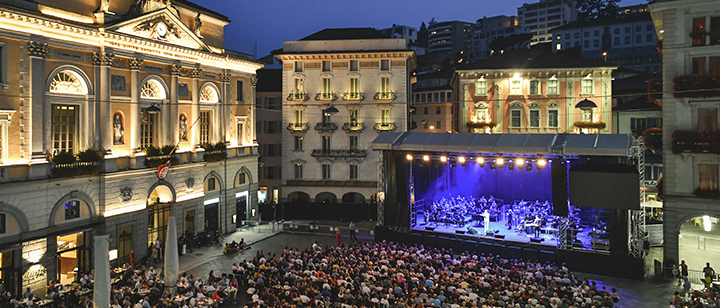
[671, 130, 720, 154]
[647, 78, 662, 106]
[643, 127, 663, 151]
[467, 122, 497, 129]
[573, 121, 606, 130]
[694, 188, 720, 199]
[50, 149, 102, 178]
[143, 145, 179, 168]
[200, 142, 228, 162]
[673, 75, 720, 98]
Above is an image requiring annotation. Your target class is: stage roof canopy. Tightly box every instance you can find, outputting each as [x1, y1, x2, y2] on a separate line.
[370, 132, 633, 157]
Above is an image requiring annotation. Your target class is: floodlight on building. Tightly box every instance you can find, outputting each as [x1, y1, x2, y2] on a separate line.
[704, 215, 712, 232]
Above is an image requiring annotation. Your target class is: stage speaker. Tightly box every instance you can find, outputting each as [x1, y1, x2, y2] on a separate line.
[643, 239, 650, 250]
[494, 234, 506, 239]
[425, 226, 435, 231]
[551, 160, 569, 217]
[455, 230, 465, 235]
[530, 238, 544, 243]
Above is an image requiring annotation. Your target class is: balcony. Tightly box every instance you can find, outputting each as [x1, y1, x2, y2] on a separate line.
[286, 122, 309, 132]
[287, 92, 310, 102]
[315, 92, 337, 102]
[311, 149, 368, 158]
[342, 122, 365, 132]
[373, 122, 396, 132]
[673, 75, 720, 98]
[314, 122, 338, 132]
[374, 91, 396, 103]
[342, 92, 365, 102]
[671, 130, 720, 154]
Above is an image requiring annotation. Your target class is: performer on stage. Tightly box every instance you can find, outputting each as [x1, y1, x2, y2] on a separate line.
[507, 211, 513, 230]
[483, 210, 490, 234]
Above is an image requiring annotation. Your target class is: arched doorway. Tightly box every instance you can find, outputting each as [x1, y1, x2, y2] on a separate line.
[147, 184, 174, 245]
[287, 192, 310, 203]
[316, 192, 337, 204]
[342, 192, 366, 204]
[679, 215, 720, 272]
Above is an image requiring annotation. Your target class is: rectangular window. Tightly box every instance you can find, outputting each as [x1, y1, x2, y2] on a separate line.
[475, 108, 487, 123]
[423, 107, 428, 115]
[530, 80, 539, 95]
[440, 92, 446, 102]
[614, 37, 620, 45]
[381, 59, 390, 71]
[581, 79, 593, 94]
[322, 78, 332, 95]
[207, 178, 216, 191]
[584, 40, 589, 48]
[547, 80, 558, 95]
[349, 109, 359, 125]
[64, 200, 80, 220]
[294, 61, 303, 72]
[350, 60, 358, 71]
[237, 122, 245, 145]
[294, 109, 303, 124]
[510, 80, 522, 95]
[265, 143, 275, 157]
[594, 39, 600, 47]
[530, 110, 540, 127]
[349, 164, 359, 180]
[433, 93, 438, 102]
[624, 37, 630, 44]
[625, 27, 631, 33]
[294, 163, 303, 179]
[475, 81, 487, 95]
[693, 17, 706, 46]
[381, 77, 390, 93]
[200, 111, 211, 144]
[699, 108, 718, 132]
[511, 110, 522, 127]
[265, 166, 275, 180]
[647, 34, 653, 43]
[236, 80, 244, 102]
[0, 213, 5, 234]
[322, 61, 331, 72]
[693, 57, 706, 75]
[349, 136, 358, 151]
[436, 121, 442, 130]
[381, 109, 390, 125]
[635, 35, 641, 44]
[349, 77, 359, 95]
[711, 57, 720, 75]
[322, 164, 331, 180]
[293, 135, 303, 151]
[294, 79, 304, 94]
[711, 17, 720, 45]
[322, 136, 330, 151]
[699, 164, 718, 190]
[548, 110, 558, 127]
[52, 104, 77, 153]
[436, 106, 441, 114]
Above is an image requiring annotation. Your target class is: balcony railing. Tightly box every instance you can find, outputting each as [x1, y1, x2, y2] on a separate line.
[342, 122, 365, 132]
[374, 91, 396, 102]
[342, 92, 365, 101]
[373, 122, 396, 132]
[315, 92, 337, 101]
[314, 122, 338, 132]
[673, 75, 720, 98]
[286, 122, 309, 132]
[287, 92, 310, 102]
[311, 149, 368, 158]
[671, 130, 720, 154]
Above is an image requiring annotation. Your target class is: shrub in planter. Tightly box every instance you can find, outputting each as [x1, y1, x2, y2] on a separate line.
[643, 127, 663, 151]
[51, 149, 101, 178]
[467, 122, 497, 129]
[573, 121, 606, 130]
[51, 151, 76, 165]
[202, 142, 228, 162]
[143, 145, 179, 168]
[694, 188, 720, 199]
[77, 149, 103, 163]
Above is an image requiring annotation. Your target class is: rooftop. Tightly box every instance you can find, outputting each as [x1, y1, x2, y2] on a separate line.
[456, 49, 614, 71]
[552, 12, 652, 32]
[300, 28, 389, 41]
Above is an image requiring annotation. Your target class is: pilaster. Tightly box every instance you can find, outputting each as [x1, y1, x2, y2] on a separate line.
[28, 41, 47, 158]
[129, 58, 143, 154]
[190, 69, 201, 148]
[169, 64, 180, 146]
[250, 76, 257, 144]
[93, 51, 115, 153]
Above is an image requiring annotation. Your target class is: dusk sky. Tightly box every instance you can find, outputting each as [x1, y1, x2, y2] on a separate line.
[195, 0, 650, 58]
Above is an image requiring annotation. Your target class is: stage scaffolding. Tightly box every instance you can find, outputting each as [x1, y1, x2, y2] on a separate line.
[629, 136, 647, 259]
[377, 151, 385, 226]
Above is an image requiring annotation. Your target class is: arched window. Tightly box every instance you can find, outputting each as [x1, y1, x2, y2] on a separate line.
[49, 71, 88, 95]
[200, 85, 219, 103]
[141, 79, 166, 99]
[205, 177, 217, 192]
[48, 69, 90, 153]
[474, 102, 488, 122]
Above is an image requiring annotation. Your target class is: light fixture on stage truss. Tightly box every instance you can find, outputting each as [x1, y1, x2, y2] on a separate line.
[508, 159, 514, 170]
[526, 162, 533, 172]
[477, 157, 485, 167]
[516, 158, 525, 166]
[496, 157, 504, 167]
[423, 155, 430, 162]
[440, 156, 447, 163]
[537, 158, 547, 168]
[458, 156, 466, 166]
[406, 154, 413, 161]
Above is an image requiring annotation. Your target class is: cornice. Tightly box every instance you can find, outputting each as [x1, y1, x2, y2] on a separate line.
[275, 51, 414, 61]
[0, 8, 264, 74]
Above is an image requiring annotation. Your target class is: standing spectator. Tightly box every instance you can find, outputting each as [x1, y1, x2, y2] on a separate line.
[336, 229, 342, 246]
[680, 260, 689, 284]
[704, 262, 715, 280]
[154, 239, 162, 260]
[129, 249, 136, 268]
[23, 287, 34, 299]
[683, 277, 692, 293]
[349, 221, 357, 242]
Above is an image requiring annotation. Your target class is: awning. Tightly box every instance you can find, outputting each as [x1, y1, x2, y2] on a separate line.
[371, 132, 631, 157]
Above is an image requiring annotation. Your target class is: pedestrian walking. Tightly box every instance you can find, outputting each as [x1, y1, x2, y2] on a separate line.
[704, 262, 716, 280]
[349, 221, 357, 242]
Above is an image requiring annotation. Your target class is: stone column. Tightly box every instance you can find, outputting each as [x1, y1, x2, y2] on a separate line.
[28, 41, 47, 158]
[94, 51, 115, 153]
[190, 69, 201, 148]
[129, 58, 143, 152]
[220, 72, 231, 143]
[169, 64, 180, 146]
[250, 76, 258, 144]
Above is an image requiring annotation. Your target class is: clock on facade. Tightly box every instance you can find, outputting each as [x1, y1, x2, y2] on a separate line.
[156, 22, 167, 38]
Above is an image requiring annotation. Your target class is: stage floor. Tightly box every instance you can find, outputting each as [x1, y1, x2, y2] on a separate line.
[412, 213, 603, 250]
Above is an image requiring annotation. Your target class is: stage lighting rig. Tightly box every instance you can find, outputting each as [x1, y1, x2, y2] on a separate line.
[526, 163, 533, 172]
[477, 157, 485, 167]
[423, 155, 430, 162]
[489, 162, 496, 170]
[496, 157, 504, 168]
[440, 156, 447, 163]
[516, 158, 524, 166]
[537, 158, 547, 169]
[508, 159, 514, 170]
[458, 156, 466, 166]
[406, 154, 413, 161]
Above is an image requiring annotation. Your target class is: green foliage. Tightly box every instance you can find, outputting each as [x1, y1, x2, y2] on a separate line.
[203, 142, 228, 162]
[51, 151, 76, 164]
[143, 145, 179, 168]
[417, 22, 428, 48]
[489, 33, 533, 54]
[143, 145, 161, 157]
[576, 0, 619, 22]
[51, 149, 101, 178]
[77, 149, 103, 162]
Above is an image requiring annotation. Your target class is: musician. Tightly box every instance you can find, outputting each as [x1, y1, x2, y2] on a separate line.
[532, 215, 543, 238]
[482, 210, 490, 234]
[507, 211, 514, 230]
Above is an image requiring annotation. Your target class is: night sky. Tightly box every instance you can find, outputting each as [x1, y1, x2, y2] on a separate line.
[194, 0, 650, 58]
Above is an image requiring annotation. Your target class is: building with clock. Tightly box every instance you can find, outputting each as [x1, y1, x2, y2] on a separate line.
[0, 0, 262, 295]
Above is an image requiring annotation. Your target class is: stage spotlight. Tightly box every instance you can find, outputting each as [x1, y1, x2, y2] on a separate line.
[496, 157, 504, 167]
[537, 158, 547, 168]
[440, 156, 447, 163]
[423, 155, 430, 162]
[489, 162, 496, 170]
[477, 157, 485, 167]
[406, 154, 413, 161]
[526, 163, 533, 172]
[508, 160, 514, 170]
[516, 158, 525, 166]
[450, 161, 456, 168]
[458, 156, 466, 166]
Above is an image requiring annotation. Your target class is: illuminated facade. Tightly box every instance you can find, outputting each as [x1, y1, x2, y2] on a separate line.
[454, 50, 616, 134]
[275, 28, 415, 205]
[0, 0, 262, 295]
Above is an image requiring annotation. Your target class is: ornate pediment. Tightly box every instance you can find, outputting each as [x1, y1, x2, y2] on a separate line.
[107, 8, 210, 52]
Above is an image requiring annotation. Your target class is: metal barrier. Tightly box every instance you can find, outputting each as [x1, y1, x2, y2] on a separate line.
[238, 220, 284, 233]
[281, 221, 374, 240]
[680, 233, 720, 252]
[646, 265, 708, 284]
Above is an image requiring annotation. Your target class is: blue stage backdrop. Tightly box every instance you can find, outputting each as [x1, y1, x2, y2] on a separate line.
[411, 159, 554, 204]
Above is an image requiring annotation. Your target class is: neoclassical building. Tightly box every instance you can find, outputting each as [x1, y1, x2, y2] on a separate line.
[0, 0, 262, 294]
[275, 28, 415, 206]
[454, 50, 616, 134]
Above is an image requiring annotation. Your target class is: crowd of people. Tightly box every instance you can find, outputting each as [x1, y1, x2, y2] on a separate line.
[671, 261, 720, 307]
[231, 241, 621, 308]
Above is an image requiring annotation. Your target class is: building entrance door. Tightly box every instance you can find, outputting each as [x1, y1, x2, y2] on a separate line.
[205, 203, 219, 232]
[236, 195, 247, 227]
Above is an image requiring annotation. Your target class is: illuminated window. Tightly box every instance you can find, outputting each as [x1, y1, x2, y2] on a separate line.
[349, 77, 359, 96]
[556, 43, 561, 50]
[581, 78, 593, 94]
[582, 109, 594, 122]
[52, 105, 76, 154]
[294, 109, 303, 124]
[322, 164, 331, 179]
[693, 17, 706, 46]
[294, 163, 303, 179]
[140, 80, 165, 99]
[49, 71, 86, 94]
[322, 78, 332, 95]
[349, 164, 359, 180]
[510, 79, 522, 95]
[200, 111, 211, 144]
[699, 164, 718, 190]
[200, 86, 218, 103]
[475, 80, 487, 95]
[294, 79, 304, 94]
[381, 109, 390, 125]
[547, 80, 558, 95]
[475, 107, 487, 122]
[322, 136, 330, 151]
[140, 107, 156, 149]
[64, 200, 80, 220]
[699, 108, 718, 132]
[236, 121, 246, 145]
[349, 109, 358, 125]
[381, 77, 390, 93]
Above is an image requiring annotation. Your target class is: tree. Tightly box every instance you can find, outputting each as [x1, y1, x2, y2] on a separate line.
[577, 0, 619, 22]
[489, 33, 533, 54]
[417, 22, 428, 48]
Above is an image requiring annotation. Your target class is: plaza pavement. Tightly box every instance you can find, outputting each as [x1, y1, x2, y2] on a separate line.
[158, 223, 682, 308]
